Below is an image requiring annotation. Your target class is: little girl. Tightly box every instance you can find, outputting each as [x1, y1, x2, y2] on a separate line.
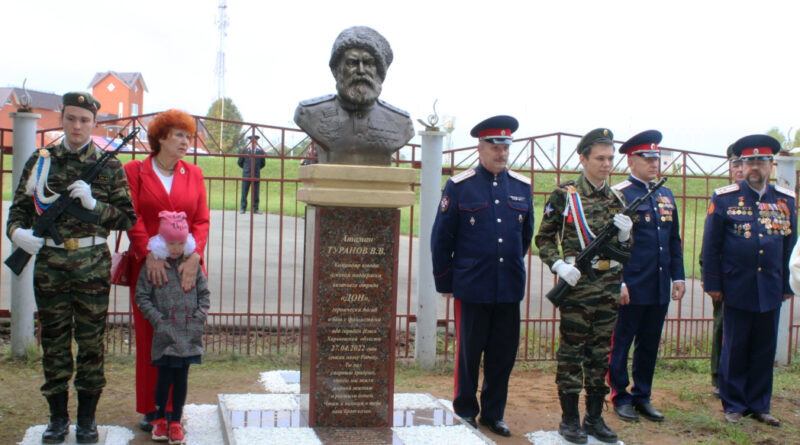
[135, 211, 210, 444]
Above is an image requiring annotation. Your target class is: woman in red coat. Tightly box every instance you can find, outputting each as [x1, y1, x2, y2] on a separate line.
[124, 109, 210, 430]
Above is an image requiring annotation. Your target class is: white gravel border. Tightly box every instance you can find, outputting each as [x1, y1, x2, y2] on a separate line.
[19, 425, 133, 445]
[525, 430, 625, 445]
[233, 427, 321, 445]
[221, 393, 299, 411]
[259, 370, 300, 394]
[393, 424, 489, 445]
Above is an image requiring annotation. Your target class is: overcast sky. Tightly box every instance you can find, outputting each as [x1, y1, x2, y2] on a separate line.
[3, 0, 799, 153]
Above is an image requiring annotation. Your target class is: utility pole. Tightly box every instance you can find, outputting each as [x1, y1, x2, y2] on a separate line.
[215, 0, 229, 151]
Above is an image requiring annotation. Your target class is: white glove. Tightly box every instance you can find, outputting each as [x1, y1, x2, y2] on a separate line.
[11, 228, 45, 255]
[67, 180, 97, 210]
[552, 259, 581, 287]
[613, 214, 633, 242]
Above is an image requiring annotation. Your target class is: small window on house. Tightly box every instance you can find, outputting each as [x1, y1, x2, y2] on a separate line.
[132, 103, 139, 116]
[107, 83, 115, 92]
[134, 85, 138, 93]
[118, 102, 123, 117]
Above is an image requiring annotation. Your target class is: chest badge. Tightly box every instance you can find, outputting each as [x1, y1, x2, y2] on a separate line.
[645, 213, 651, 223]
[518, 214, 523, 223]
[470, 216, 476, 226]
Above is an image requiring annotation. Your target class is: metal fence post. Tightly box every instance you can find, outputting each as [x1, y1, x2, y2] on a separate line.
[774, 153, 796, 365]
[415, 124, 446, 368]
[9, 110, 40, 357]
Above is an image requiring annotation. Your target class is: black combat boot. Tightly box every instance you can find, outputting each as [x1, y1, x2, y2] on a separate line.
[558, 391, 587, 444]
[583, 392, 618, 443]
[42, 392, 70, 444]
[76, 390, 101, 443]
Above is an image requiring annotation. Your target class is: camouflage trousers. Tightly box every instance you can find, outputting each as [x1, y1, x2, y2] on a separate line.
[556, 267, 621, 394]
[34, 245, 111, 396]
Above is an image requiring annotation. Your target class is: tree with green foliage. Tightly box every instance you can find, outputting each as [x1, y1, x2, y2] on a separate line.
[766, 127, 800, 150]
[205, 98, 243, 153]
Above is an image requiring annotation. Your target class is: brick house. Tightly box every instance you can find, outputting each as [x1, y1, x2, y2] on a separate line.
[88, 71, 147, 120]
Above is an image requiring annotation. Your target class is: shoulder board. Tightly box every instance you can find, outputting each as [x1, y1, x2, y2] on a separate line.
[775, 185, 796, 198]
[376, 99, 410, 117]
[612, 180, 632, 191]
[508, 170, 531, 185]
[714, 183, 740, 195]
[557, 180, 575, 189]
[451, 169, 476, 184]
[299, 94, 336, 107]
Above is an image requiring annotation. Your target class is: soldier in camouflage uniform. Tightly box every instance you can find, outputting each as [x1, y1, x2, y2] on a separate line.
[534, 128, 632, 444]
[6, 92, 136, 444]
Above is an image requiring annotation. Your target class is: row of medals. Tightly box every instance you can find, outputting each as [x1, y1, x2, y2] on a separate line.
[730, 202, 791, 238]
[657, 197, 673, 222]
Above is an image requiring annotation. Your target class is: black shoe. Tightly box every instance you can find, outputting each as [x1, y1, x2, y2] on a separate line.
[584, 394, 617, 444]
[725, 412, 743, 423]
[479, 417, 511, 437]
[614, 403, 639, 422]
[76, 390, 101, 443]
[460, 416, 477, 428]
[42, 392, 70, 444]
[559, 392, 587, 444]
[239, 209, 246, 214]
[139, 411, 157, 432]
[752, 412, 780, 427]
[634, 402, 665, 422]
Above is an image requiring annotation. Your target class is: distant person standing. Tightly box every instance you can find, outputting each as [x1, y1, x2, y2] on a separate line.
[239, 135, 266, 214]
[702, 134, 796, 426]
[701, 144, 744, 398]
[535, 128, 632, 444]
[431, 115, 534, 437]
[608, 130, 685, 423]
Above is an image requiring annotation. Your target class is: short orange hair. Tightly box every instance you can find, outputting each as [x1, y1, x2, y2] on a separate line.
[148, 109, 196, 154]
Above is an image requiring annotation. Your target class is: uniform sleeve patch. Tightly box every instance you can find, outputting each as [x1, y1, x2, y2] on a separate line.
[451, 169, 476, 183]
[508, 169, 531, 185]
[714, 183, 740, 195]
[440, 195, 450, 213]
[775, 185, 796, 198]
[708, 202, 715, 215]
[612, 180, 631, 190]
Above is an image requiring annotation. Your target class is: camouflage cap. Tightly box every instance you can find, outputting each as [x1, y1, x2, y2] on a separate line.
[726, 143, 738, 160]
[62, 91, 100, 115]
[577, 128, 614, 155]
[329, 26, 393, 81]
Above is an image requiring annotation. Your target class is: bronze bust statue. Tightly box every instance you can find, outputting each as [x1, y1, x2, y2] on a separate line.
[294, 26, 415, 165]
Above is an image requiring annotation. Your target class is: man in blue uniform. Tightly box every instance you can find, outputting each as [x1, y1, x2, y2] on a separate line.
[609, 130, 685, 423]
[431, 115, 534, 437]
[702, 134, 796, 426]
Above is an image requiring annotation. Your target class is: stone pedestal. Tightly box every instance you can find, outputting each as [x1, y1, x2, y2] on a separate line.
[298, 164, 415, 427]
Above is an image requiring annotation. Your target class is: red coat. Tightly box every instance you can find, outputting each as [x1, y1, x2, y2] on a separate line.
[124, 156, 210, 414]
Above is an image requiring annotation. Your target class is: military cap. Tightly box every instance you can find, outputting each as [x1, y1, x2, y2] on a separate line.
[62, 91, 100, 115]
[246, 135, 260, 141]
[726, 143, 739, 161]
[731, 134, 780, 160]
[619, 130, 662, 158]
[329, 26, 393, 81]
[577, 128, 614, 155]
[470, 115, 519, 145]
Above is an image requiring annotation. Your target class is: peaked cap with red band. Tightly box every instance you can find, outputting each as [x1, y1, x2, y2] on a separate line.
[470, 115, 519, 145]
[619, 129, 662, 158]
[732, 134, 780, 159]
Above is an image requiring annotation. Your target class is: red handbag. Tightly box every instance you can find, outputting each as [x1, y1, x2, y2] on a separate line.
[111, 234, 132, 286]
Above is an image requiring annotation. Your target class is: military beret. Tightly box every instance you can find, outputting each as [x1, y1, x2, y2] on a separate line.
[726, 143, 738, 161]
[329, 26, 393, 81]
[619, 130, 662, 158]
[62, 91, 100, 115]
[732, 134, 780, 159]
[577, 128, 614, 155]
[470, 115, 519, 145]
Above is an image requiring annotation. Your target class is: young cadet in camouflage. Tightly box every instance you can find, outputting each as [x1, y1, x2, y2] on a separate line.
[534, 128, 632, 444]
[6, 92, 136, 444]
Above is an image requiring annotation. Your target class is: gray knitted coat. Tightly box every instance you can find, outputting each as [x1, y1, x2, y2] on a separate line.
[134, 258, 210, 361]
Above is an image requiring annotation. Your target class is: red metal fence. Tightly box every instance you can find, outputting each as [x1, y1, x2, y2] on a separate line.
[1, 116, 798, 362]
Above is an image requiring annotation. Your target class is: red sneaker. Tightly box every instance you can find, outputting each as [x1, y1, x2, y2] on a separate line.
[151, 418, 168, 441]
[168, 421, 185, 444]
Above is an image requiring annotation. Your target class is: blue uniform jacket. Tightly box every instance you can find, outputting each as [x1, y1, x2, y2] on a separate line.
[702, 181, 796, 312]
[431, 164, 534, 304]
[613, 176, 685, 305]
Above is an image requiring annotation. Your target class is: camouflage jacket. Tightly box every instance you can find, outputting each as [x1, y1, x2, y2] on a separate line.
[6, 141, 136, 239]
[134, 258, 210, 360]
[535, 173, 630, 268]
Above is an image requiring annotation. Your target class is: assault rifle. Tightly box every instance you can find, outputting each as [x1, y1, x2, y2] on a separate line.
[5, 128, 140, 275]
[546, 177, 667, 307]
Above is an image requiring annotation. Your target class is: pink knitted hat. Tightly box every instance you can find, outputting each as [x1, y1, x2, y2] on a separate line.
[158, 210, 189, 242]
